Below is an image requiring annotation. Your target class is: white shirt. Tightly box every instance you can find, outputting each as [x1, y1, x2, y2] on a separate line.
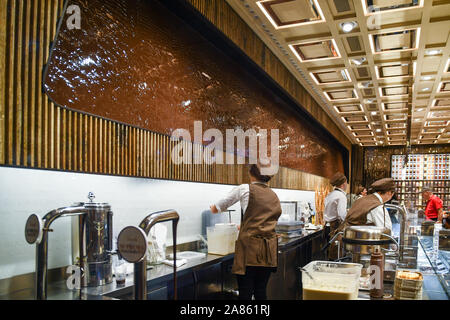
[367, 193, 392, 230]
[214, 182, 268, 214]
[324, 188, 347, 222]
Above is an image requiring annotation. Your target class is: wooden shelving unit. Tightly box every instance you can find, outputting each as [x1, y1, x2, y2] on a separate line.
[391, 154, 450, 211]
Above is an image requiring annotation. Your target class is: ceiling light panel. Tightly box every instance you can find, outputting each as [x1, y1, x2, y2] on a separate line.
[386, 122, 406, 129]
[433, 99, 450, 108]
[325, 89, 358, 101]
[425, 120, 450, 127]
[348, 124, 372, 130]
[256, 0, 326, 29]
[342, 115, 368, 123]
[370, 29, 420, 54]
[380, 85, 409, 97]
[362, 0, 424, 15]
[382, 102, 408, 111]
[375, 63, 412, 79]
[334, 104, 363, 113]
[438, 81, 450, 93]
[289, 39, 341, 62]
[428, 110, 450, 119]
[310, 69, 351, 85]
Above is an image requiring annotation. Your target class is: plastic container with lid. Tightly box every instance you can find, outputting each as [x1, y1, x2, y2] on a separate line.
[301, 261, 363, 300]
[207, 223, 238, 255]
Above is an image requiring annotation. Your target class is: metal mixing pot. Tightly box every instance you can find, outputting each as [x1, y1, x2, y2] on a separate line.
[343, 226, 397, 255]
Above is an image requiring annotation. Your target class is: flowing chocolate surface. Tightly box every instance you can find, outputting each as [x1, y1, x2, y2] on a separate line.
[44, 0, 344, 178]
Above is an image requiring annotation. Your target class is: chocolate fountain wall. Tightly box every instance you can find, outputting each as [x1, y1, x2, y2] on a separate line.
[43, 0, 344, 178]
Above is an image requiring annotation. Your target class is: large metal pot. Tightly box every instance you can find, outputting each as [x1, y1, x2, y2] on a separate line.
[342, 225, 397, 255]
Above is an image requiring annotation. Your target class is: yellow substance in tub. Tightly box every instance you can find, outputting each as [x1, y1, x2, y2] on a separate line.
[303, 285, 358, 300]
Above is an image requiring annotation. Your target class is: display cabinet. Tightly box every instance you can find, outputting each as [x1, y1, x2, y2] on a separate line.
[391, 154, 450, 211]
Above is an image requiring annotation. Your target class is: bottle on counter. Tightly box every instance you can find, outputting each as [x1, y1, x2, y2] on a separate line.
[369, 248, 384, 299]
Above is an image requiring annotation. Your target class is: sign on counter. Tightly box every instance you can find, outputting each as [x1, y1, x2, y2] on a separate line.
[25, 214, 43, 244]
[117, 226, 148, 263]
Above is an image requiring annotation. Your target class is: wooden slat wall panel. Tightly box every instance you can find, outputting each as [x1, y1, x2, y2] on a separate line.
[0, 0, 6, 165]
[0, 0, 330, 191]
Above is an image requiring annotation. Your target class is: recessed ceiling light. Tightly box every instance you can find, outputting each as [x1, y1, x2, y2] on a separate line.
[421, 76, 432, 81]
[422, 87, 430, 91]
[340, 21, 357, 33]
[351, 57, 366, 65]
[376, 128, 382, 132]
[426, 49, 441, 56]
[417, 108, 424, 112]
[415, 119, 421, 122]
[371, 111, 377, 115]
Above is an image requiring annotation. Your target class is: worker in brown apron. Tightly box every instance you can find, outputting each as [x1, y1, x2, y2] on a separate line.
[210, 162, 282, 300]
[331, 178, 396, 242]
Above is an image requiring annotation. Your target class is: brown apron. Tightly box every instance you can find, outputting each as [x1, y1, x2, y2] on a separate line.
[328, 194, 383, 260]
[232, 183, 282, 275]
[332, 194, 383, 235]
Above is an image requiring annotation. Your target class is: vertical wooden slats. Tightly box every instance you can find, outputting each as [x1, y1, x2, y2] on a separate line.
[14, 0, 23, 166]
[0, 0, 6, 165]
[6, 0, 15, 165]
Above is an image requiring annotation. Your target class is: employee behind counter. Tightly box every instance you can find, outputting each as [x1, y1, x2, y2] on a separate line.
[209, 161, 282, 301]
[328, 178, 396, 260]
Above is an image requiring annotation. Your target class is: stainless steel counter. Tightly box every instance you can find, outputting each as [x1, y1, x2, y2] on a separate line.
[0, 228, 324, 300]
[357, 233, 449, 300]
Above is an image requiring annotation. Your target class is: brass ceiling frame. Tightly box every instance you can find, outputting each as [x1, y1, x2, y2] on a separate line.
[227, 0, 450, 146]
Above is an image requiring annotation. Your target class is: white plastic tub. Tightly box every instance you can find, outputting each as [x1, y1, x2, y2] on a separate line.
[207, 224, 238, 255]
[302, 261, 363, 300]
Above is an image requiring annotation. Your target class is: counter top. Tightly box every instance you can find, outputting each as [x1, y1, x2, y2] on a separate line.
[1, 228, 324, 300]
[357, 234, 449, 300]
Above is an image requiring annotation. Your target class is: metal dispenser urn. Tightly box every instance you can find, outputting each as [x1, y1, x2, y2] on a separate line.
[25, 192, 114, 300]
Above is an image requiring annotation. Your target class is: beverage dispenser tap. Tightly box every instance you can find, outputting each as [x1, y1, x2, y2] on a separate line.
[117, 209, 179, 300]
[384, 203, 407, 261]
[225, 209, 235, 224]
[25, 192, 114, 300]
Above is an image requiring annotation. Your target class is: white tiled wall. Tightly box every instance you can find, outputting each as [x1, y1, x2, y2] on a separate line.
[0, 167, 314, 280]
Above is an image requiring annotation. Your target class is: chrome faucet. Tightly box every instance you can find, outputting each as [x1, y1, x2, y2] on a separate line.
[26, 193, 114, 300]
[385, 203, 406, 261]
[119, 209, 179, 300]
[34, 205, 88, 300]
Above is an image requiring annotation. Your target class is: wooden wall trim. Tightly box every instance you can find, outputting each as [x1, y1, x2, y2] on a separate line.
[0, 0, 6, 164]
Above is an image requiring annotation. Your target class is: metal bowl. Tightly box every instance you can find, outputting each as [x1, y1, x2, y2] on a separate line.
[343, 225, 393, 255]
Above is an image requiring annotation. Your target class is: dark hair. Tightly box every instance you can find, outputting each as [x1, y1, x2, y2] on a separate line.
[422, 186, 433, 193]
[356, 185, 365, 195]
[249, 164, 272, 183]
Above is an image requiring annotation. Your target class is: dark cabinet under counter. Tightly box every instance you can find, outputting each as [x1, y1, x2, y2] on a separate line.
[267, 229, 327, 300]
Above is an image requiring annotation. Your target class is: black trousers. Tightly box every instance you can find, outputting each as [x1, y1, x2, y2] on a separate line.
[236, 266, 273, 300]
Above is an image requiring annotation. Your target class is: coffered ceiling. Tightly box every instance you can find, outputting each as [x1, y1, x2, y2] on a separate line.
[226, 0, 450, 147]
